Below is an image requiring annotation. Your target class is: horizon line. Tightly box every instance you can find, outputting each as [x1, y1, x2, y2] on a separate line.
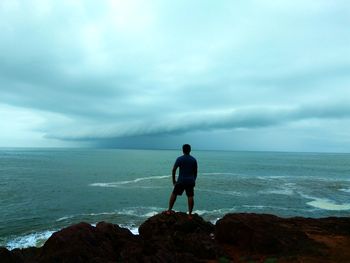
[0, 146, 349, 155]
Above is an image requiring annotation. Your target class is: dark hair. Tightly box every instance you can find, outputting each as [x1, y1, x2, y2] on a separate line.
[182, 144, 191, 154]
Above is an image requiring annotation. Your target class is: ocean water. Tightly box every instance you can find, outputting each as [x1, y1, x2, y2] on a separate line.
[1, 148, 350, 249]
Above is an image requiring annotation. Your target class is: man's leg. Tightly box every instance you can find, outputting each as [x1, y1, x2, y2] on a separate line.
[187, 196, 194, 215]
[186, 185, 195, 216]
[168, 193, 177, 211]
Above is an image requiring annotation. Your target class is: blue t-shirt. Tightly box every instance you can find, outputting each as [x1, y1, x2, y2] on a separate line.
[174, 154, 198, 185]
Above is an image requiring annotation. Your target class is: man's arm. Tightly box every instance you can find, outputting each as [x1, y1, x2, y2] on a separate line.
[194, 161, 198, 181]
[172, 166, 177, 185]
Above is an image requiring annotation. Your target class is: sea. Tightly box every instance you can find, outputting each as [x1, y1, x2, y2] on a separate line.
[1, 148, 350, 250]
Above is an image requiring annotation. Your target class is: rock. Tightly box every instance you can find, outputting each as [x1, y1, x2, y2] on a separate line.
[0, 247, 22, 263]
[0, 246, 40, 263]
[139, 212, 213, 239]
[215, 213, 326, 255]
[39, 222, 142, 263]
[139, 212, 228, 262]
[215, 213, 350, 262]
[1, 213, 350, 262]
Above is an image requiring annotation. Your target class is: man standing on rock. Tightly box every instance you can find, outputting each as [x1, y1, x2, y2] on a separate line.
[166, 144, 198, 218]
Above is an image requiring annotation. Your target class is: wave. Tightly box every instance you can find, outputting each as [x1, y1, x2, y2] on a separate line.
[56, 215, 75, 222]
[257, 175, 290, 180]
[306, 198, 350, 211]
[259, 189, 294, 196]
[91, 172, 244, 189]
[85, 211, 118, 216]
[8, 209, 154, 250]
[299, 192, 350, 211]
[201, 173, 344, 182]
[201, 172, 241, 176]
[339, 188, 350, 193]
[6, 230, 55, 250]
[89, 175, 169, 188]
[198, 188, 242, 196]
[113, 207, 162, 217]
[55, 207, 241, 226]
[193, 208, 235, 216]
[259, 183, 296, 196]
[241, 205, 297, 211]
[5, 223, 140, 250]
[120, 224, 139, 235]
[257, 175, 350, 183]
[55, 207, 164, 222]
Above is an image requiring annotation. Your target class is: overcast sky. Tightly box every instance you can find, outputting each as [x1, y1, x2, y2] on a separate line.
[0, 0, 350, 152]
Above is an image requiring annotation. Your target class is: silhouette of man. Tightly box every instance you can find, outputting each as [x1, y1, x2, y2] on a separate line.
[167, 144, 198, 218]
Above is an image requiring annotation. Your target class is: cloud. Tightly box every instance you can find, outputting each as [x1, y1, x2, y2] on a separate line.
[40, 102, 350, 142]
[0, 0, 350, 150]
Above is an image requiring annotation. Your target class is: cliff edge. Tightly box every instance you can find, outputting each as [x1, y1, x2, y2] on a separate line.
[1, 213, 350, 262]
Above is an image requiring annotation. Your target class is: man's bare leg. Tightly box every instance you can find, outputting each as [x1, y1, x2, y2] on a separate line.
[168, 193, 177, 211]
[188, 196, 194, 216]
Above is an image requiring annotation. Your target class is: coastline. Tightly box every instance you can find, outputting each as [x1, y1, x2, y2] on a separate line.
[1, 212, 350, 262]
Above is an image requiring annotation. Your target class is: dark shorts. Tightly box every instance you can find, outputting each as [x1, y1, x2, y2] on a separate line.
[173, 183, 195, 197]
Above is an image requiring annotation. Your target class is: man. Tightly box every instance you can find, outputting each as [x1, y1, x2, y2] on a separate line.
[167, 144, 198, 218]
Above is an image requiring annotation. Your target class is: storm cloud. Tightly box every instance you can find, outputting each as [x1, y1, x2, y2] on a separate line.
[1, 0, 350, 151]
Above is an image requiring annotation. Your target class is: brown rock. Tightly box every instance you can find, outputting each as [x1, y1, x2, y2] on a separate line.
[139, 212, 228, 262]
[2, 213, 350, 262]
[0, 246, 40, 263]
[215, 213, 326, 255]
[38, 222, 142, 263]
[0, 247, 22, 263]
[216, 213, 350, 262]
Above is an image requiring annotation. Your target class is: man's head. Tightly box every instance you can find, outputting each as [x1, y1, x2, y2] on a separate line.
[182, 144, 191, 155]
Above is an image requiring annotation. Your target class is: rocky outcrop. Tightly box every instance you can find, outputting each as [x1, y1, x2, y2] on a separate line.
[1, 213, 350, 262]
[139, 212, 227, 262]
[39, 222, 143, 263]
[216, 213, 350, 262]
[216, 213, 324, 255]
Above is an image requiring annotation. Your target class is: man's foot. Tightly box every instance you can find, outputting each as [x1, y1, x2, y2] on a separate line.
[188, 214, 193, 220]
[163, 210, 175, 215]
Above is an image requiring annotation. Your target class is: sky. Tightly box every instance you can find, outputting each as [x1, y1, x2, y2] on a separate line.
[0, 0, 350, 152]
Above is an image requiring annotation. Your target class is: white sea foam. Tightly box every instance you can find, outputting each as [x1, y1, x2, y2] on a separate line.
[193, 208, 235, 215]
[262, 189, 294, 195]
[144, 211, 158, 217]
[298, 192, 350, 211]
[120, 225, 139, 235]
[55, 207, 164, 223]
[94, 207, 162, 218]
[210, 218, 221, 224]
[86, 209, 155, 218]
[259, 184, 295, 196]
[90, 175, 169, 188]
[6, 230, 55, 250]
[339, 188, 350, 193]
[198, 188, 242, 196]
[129, 227, 139, 235]
[256, 175, 289, 180]
[90, 223, 139, 235]
[116, 207, 163, 217]
[86, 212, 117, 216]
[306, 198, 350, 211]
[201, 172, 240, 176]
[242, 205, 291, 211]
[243, 205, 267, 209]
[6, 223, 140, 250]
[56, 215, 75, 222]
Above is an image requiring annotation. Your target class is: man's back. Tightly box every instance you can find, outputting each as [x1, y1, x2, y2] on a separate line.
[174, 154, 197, 184]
